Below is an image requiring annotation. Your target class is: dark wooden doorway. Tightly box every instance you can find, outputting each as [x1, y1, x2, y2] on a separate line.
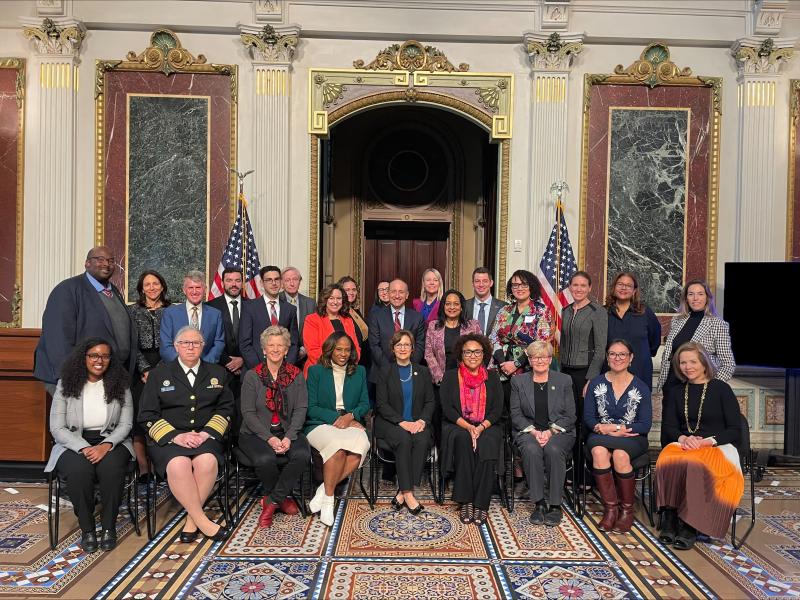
[363, 220, 449, 310]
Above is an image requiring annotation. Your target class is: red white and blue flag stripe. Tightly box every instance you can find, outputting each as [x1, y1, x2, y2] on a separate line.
[209, 194, 262, 300]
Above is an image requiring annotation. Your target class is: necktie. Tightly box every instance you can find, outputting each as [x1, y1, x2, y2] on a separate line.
[231, 300, 239, 344]
[187, 368, 196, 387]
[269, 301, 278, 326]
[101, 288, 113, 299]
[478, 302, 487, 334]
[394, 310, 401, 332]
[190, 306, 199, 329]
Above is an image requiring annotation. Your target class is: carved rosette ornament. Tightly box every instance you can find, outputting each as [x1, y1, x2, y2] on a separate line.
[240, 24, 299, 64]
[732, 37, 794, 76]
[524, 32, 583, 71]
[613, 43, 695, 88]
[22, 17, 85, 57]
[354, 40, 469, 73]
[124, 29, 208, 76]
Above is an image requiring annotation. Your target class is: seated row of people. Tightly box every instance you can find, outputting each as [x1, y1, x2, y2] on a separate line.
[46, 326, 744, 553]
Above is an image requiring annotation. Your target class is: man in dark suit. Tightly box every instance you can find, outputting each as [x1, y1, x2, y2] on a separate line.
[160, 271, 225, 363]
[34, 245, 137, 394]
[239, 265, 299, 369]
[367, 278, 425, 384]
[205, 267, 245, 378]
[279, 266, 316, 364]
[465, 266, 508, 335]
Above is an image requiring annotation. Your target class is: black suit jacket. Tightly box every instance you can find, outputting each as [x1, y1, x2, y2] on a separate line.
[238, 297, 299, 369]
[34, 274, 138, 384]
[367, 305, 426, 383]
[375, 362, 435, 425]
[205, 295, 243, 365]
[465, 296, 508, 335]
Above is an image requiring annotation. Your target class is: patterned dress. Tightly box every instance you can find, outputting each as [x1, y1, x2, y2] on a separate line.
[489, 300, 554, 380]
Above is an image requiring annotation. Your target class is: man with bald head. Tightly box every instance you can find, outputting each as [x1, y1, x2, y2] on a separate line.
[34, 246, 137, 394]
[367, 278, 425, 384]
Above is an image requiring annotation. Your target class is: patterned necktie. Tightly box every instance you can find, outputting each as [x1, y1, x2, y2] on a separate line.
[394, 310, 401, 332]
[101, 288, 113, 299]
[191, 306, 199, 329]
[478, 302, 487, 334]
[269, 301, 278, 326]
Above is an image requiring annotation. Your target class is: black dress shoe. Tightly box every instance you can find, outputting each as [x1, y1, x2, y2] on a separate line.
[206, 526, 232, 542]
[529, 502, 546, 525]
[407, 502, 424, 516]
[100, 529, 117, 551]
[80, 531, 98, 553]
[179, 529, 199, 543]
[390, 496, 405, 512]
[137, 473, 152, 486]
[544, 506, 563, 527]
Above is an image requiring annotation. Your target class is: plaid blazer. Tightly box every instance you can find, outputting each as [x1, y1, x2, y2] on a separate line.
[656, 314, 736, 390]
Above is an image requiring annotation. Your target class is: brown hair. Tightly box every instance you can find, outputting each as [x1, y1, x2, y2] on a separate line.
[390, 329, 415, 358]
[319, 331, 358, 375]
[452, 333, 493, 367]
[678, 279, 717, 317]
[316, 283, 351, 317]
[605, 271, 645, 315]
[671, 341, 717, 382]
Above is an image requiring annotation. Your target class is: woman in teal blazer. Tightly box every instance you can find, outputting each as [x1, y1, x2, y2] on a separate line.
[305, 331, 370, 526]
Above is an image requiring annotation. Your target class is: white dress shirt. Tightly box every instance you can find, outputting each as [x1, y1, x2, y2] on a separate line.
[185, 300, 203, 329]
[263, 295, 281, 321]
[82, 380, 107, 430]
[472, 295, 493, 331]
[390, 305, 406, 329]
[224, 294, 242, 322]
[178, 358, 200, 386]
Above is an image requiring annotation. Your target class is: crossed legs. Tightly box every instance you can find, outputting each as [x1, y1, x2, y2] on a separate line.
[165, 454, 221, 536]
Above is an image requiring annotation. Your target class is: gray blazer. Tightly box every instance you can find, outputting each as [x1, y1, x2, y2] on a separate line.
[509, 370, 576, 436]
[465, 296, 508, 335]
[44, 382, 134, 472]
[279, 291, 317, 343]
[560, 301, 608, 379]
[239, 368, 308, 441]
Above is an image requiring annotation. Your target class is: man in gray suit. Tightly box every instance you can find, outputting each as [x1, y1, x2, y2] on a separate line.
[464, 267, 507, 335]
[510, 341, 576, 527]
[279, 266, 316, 365]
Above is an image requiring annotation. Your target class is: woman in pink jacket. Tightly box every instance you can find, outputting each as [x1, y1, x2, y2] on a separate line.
[424, 289, 482, 385]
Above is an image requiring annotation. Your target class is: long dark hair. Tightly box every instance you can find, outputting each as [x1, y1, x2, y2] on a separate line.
[59, 337, 129, 403]
[319, 331, 358, 375]
[434, 289, 467, 330]
[316, 283, 351, 317]
[135, 270, 172, 307]
[605, 271, 645, 315]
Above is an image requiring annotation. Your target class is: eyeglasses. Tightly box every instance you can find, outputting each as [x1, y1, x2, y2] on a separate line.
[262, 277, 281, 283]
[86, 353, 111, 361]
[176, 340, 204, 348]
[510, 283, 529, 289]
[608, 351, 630, 359]
[88, 256, 115, 265]
[394, 343, 412, 349]
[527, 355, 552, 362]
[462, 349, 484, 357]
[377, 287, 389, 292]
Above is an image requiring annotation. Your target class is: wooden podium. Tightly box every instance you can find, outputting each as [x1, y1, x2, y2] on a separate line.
[0, 329, 50, 463]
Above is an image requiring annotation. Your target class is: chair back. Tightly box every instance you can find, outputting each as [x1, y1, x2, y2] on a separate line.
[737, 413, 751, 467]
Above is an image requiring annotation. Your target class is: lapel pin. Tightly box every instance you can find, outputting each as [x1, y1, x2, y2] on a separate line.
[210, 377, 219, 385]
[163, 380, 170, 386]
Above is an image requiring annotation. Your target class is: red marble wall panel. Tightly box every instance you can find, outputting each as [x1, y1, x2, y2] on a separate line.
[101, 70, 233, 297]
[792, 88, 800, 261]
[0, 67, 22, 324]
[582, 83, 713, 327]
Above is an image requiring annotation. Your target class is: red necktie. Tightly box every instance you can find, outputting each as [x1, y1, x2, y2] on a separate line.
[394, 310, 401, 332]
[101, 289, 113, 299]
[269, 301, 278, 326]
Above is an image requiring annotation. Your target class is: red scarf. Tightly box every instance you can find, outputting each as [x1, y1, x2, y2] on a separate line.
[255, 361, 300, 425]
[458, 363, 488, 425]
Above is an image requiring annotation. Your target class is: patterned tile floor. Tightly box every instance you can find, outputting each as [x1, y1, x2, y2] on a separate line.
[3, 465, 799, 598]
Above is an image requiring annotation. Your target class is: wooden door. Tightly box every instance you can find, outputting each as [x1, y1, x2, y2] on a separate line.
[363, 221, 449, 311]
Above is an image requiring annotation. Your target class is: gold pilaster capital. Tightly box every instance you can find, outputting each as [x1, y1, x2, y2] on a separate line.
[732, 36, 795, 77]
[524, 32, 583, 72]
[21, 17, 85, 59]
[239, 24, 300, 65]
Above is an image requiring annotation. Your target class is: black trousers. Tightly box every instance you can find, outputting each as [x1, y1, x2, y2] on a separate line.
[451, 427, 496, 510]
[375, 417, 431, 491]
[237, 433, 311, 504]
[561, 365, 589, 474]
[55, 431, 131, 533]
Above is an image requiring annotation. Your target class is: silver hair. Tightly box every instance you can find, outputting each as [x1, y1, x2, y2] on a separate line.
[175, 325, 204, 345]
[184, 270, 206, 285]
[260, 325, 291, 351]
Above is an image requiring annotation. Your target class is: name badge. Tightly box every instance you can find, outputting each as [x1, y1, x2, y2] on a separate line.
[524, 315, 535, 323]
[160, 386, 175, 392]
[207, 384, 223, 389]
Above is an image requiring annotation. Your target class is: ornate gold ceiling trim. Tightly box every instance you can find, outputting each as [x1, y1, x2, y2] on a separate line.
[353, 40, 469, 73]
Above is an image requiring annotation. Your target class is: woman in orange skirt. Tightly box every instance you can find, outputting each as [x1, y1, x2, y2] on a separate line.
[656, 341, 744, 550]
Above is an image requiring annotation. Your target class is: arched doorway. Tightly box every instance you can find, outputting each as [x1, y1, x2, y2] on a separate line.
[318, 105, 499, 302]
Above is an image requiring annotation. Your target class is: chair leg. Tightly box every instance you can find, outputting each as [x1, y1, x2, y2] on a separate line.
[146, 469, 156, 540]
[128, 466, 141, 536]
[48, 475, 58, 550]
[369, 450, 377, 507]
[359, 461, 373, 509]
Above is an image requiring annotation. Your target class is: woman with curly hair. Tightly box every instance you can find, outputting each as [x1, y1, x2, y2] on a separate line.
[303, 283, 361, 377]
[43, 337, 134, 553]
[584, 339, 652, 533]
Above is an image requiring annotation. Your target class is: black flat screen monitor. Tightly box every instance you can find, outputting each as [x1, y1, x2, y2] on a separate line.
[724, 262, 796, 369]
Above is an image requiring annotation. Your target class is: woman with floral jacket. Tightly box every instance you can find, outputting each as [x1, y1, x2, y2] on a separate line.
[583, 339, 652, 534]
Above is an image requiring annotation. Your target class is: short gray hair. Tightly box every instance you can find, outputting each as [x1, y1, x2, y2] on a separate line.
[260, 325, 291, 350]
[526, 340, 553, 357]
[282, 266, 302, 280]
[175, 325, 204, 346]
[184, 270, 206, 285]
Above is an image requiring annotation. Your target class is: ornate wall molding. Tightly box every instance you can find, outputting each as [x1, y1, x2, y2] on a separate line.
[732, 37, 794, 77]
[752, 0, 787, 36]
[21, 17, 84, 58]
[253, 0, 283, 22]
[239, 24, 300, 65]
[353, 40, 468, 73]
[611, 42, 698, 88]
[541, 0, 571, 32]
[524, 32, 583, 71]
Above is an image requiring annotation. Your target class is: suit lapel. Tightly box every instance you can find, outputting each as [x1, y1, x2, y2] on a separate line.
[194, 362, 210, 389]
[83, 276, 115, 333]
[171, 360, 194, 391]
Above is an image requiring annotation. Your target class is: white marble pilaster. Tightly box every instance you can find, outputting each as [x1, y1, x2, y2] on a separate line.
[20, 17, 85, 326]
[523, 32, 583, 263]
[239, 24, 299, 269]
[732, 37, 794, 261]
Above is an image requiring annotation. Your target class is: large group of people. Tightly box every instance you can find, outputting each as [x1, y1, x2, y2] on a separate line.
[35, 245, 744, 555]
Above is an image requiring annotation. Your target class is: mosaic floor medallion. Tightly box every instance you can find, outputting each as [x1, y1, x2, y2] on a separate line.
[507, 564, 629, 599]
[186, 559, 317, 600]
[335, 499, 487, 559]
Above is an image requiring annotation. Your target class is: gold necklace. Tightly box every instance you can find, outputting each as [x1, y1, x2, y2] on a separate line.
[684, 382, 708, 434]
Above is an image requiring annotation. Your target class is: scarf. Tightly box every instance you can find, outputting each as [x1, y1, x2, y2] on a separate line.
[255, 360, 300, 425]
[350, 308, 369, 342]
[458, 363, 488, 425]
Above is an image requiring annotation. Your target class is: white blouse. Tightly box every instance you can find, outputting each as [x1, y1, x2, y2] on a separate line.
[332, 363, 346, 411]
[82, 380, 107, 430]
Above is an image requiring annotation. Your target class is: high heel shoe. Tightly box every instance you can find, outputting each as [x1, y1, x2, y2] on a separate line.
[179, 529, 199, 543]
[390, 496, 405, 512]
[205, 525, 232, 542]
[407, 502, 424, 516]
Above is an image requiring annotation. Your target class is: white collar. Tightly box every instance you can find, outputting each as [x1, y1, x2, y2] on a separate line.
[225, 293, 241, 304]
[178, 358, 201, 374]
[475, 294, 493, 304]
[185, 300, 202, 311]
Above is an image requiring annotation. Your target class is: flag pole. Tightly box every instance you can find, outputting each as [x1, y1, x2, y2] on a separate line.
[549, 180, 569, 357]
[231, 168, 255, 287]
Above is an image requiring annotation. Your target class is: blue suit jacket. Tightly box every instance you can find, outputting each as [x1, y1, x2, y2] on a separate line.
[159, 303, 225, 363]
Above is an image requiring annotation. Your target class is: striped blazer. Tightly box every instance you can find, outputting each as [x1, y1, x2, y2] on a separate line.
[656, 314, 736, 390]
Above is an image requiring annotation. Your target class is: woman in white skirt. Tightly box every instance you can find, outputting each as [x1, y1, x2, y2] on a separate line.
[304, 331, 370, 525]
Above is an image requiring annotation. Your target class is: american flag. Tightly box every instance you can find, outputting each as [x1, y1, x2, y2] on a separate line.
[536, 201, 577, 345]
[209, 194, 263, 300]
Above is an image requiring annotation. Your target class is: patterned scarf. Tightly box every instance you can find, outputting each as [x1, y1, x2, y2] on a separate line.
[255, 361, 300, 425]
[458, 363, 488, 425]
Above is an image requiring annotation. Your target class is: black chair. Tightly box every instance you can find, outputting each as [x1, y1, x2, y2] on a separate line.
[578, 446, 655, 527]
[231, 445, 310, 525]
[731, 413, 762, 549]
[143, 449, 233, 540]
[47, 457, 140, 550]
[369, 422, 441, 508]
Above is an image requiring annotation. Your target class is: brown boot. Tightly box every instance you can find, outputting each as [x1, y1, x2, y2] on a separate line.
[613, 472, 636, 533]
[593, 469, 618, 532]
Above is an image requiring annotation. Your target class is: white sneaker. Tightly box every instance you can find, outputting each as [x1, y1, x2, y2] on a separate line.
[309, 484, 325, 514]
[319, 496, 335, 527]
